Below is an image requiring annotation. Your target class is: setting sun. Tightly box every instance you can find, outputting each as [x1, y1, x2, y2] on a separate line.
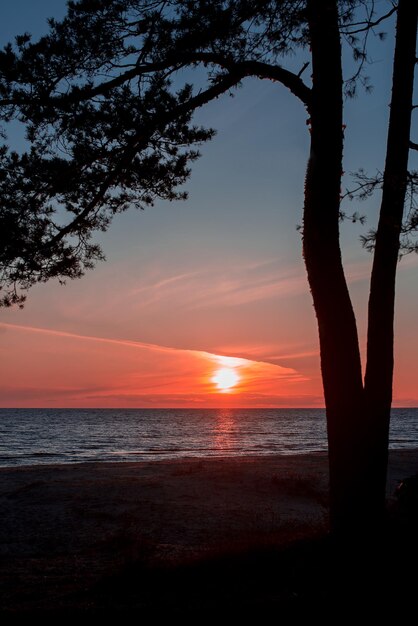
[212, 367, 240, 392]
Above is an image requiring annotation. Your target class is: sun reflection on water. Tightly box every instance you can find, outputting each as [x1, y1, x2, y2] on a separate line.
[213, 408, 236, 451]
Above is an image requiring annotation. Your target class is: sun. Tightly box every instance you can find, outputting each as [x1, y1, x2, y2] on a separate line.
[212, 367, 239, 392]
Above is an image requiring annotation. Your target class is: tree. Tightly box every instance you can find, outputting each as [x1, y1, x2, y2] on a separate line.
[362, 0, 417, 529]
[0, 0, 311, 306]
[0, 0, 416, 534]
[305, 0, 417, 533]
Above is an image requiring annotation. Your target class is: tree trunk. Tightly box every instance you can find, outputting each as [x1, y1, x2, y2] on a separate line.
[364, 0, 418, 519]
[304, 0, 366, 534]
[304, 0, 417, 535]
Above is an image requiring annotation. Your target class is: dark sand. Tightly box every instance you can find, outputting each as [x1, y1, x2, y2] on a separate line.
[1, 450, 417, 616]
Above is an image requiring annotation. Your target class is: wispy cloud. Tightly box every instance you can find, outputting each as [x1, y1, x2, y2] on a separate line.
[212, 341, 320, 364]
[0, 321, 317, 372]
[0, 321, 181, 354]
[123, 255, 387, 315]
[129, 270, 200, 298]
[125, 258, 309, 312]
[0, 321, 307, 408]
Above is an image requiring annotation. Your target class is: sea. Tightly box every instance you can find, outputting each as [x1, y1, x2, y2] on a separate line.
[0, 407, 417, 468]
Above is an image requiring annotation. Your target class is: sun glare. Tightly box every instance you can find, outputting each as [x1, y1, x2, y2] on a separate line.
[212, 367, 240, 392]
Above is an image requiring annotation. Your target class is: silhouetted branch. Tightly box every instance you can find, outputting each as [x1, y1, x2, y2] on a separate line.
[297, 61, 310, 78]
[200, 57, 312, 107]
[43, 70, 247, 250]
[341, 169, 383, 201]
[0, 54, 312, 110]
[340, 1, 398, 97]
[340, 5, 397, 35]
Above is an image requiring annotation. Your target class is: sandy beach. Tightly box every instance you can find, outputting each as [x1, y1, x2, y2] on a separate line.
[1, 450, 418, 616]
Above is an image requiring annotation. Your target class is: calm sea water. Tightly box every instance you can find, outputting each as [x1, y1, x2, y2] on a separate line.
[0, 408, 417, 467]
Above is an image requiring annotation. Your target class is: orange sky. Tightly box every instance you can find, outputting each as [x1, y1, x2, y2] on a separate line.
[1, 229, 418, 409]
[0, 322, 321, 408]
[1, 251, 417, 410]
[1, 220, 417, 409]
[0, 2, 417, 409]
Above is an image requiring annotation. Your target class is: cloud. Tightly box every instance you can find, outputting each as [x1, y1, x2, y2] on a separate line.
[0, 322, 310, 407]
[123, 258, 309, 312]
[123, 255, 383, 315]
[212, 341, 320, 365]
[0, 321, 178, 353]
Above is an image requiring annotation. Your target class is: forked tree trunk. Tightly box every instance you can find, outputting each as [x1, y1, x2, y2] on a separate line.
[304, 0, 417, 535]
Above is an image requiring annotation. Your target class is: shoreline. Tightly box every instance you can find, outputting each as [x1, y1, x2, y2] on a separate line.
[1, 444, 417, 468]
[0, 448, 330, 470]
[1, 447, 418, 490]
[1, 449, 417, 614]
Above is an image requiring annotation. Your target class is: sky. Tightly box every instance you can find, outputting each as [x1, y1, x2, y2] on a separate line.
[0, 1, 417, 408]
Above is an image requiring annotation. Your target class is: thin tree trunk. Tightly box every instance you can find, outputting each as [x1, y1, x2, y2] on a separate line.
[304, 0, 365, 534]
[364, 0, 418, 518]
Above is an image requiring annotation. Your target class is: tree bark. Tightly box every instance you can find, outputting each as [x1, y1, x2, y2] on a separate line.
[364, 0, 418, 519]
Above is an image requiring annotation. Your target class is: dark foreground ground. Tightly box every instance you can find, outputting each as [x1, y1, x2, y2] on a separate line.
[1, 451, 417, 618]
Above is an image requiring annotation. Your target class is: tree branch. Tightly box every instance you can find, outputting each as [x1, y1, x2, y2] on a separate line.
[0, 53, 312, 111]
[192, 55, 312, 107]
[43, 70, 247, 250]
[341, 5, 398, 35]
[298, 61, 310, 78]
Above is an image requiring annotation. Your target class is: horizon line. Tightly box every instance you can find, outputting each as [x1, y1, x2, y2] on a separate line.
[2, 406, 417, 410]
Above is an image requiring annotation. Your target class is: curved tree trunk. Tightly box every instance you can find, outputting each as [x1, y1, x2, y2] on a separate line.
[304, 0, 365, 534]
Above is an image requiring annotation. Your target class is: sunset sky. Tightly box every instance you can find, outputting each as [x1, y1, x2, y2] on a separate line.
[0, 1, 417, 408]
